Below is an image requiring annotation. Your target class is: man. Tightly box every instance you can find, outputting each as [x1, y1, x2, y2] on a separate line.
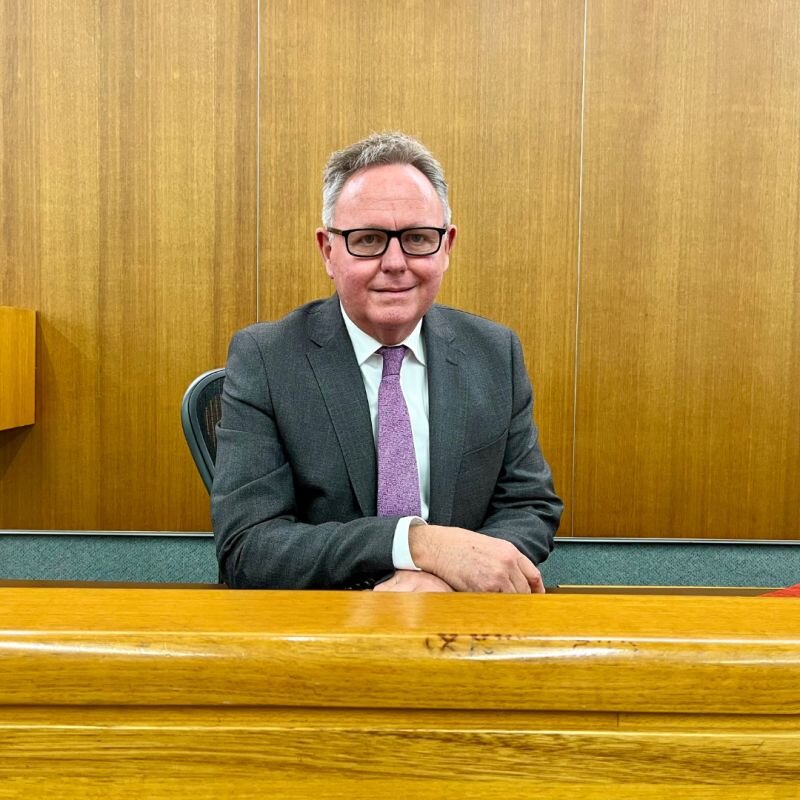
[212, 132, 562, 592]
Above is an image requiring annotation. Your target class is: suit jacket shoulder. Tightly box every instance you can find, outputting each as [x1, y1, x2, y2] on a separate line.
[235, 297, 342, 354]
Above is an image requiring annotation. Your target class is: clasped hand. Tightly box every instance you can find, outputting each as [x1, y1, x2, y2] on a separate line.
[372, 570, 454, 592]
[374, 525, 545, 593]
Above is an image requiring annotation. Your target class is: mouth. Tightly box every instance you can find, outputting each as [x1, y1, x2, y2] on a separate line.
[372, 285, 416, 294]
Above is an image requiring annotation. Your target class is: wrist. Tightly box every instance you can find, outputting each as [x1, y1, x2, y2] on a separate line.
[409, 523, 439, 572]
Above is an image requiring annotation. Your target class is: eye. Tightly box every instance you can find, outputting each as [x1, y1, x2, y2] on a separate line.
[349, 230, 385, 248]
[402, 229, 439, 251]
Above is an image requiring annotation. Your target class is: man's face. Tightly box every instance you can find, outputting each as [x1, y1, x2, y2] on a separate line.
[316, 163, 457, 345]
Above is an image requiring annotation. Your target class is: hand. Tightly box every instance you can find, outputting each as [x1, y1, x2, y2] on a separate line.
[372, 570, 454, 592]
[409, 525, 545, 594]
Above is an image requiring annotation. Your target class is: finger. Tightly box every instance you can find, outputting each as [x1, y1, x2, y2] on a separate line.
[376, 581, 412, 592]
[517, 557, 544, 593]
[506, 565, 532, 594]
[488, 572, 523, 593]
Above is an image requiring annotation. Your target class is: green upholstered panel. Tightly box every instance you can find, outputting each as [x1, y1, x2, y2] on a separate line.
[540, 539, 800, 588]
[1, 534, 798, 588]
[0, 534, 218, 584]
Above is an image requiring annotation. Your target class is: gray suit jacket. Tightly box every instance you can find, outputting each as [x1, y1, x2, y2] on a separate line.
[212, 296, 563, 589]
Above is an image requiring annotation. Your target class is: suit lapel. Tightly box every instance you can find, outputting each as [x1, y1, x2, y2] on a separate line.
[306, 298, 377, 517]
[424, 307, 467, 526]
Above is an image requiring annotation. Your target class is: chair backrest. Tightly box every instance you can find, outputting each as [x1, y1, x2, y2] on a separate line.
[181, 368, 226, 493]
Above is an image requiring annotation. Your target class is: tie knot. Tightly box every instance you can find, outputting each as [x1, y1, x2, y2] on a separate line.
[378, 345, 407, 377]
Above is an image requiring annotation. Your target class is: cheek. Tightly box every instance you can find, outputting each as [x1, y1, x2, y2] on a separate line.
[424, 278, 443, 303]
[333, 265, 369, 296]
[421, 264, 446, 294]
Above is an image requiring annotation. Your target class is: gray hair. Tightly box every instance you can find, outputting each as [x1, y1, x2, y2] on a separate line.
[321, 132, 451, 227]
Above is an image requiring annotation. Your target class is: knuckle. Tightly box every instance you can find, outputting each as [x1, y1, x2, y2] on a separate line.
[495, 540, 519, 560]
[480, 571, 506, 593]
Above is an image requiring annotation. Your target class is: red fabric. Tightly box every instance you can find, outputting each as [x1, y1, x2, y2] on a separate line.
[761, 583, 800, 597]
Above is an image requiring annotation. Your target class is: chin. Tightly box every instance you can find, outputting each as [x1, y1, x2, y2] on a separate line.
[363, 309, 419, 340]
[372, 311, 416, 328]
[370, 296, 414, 315]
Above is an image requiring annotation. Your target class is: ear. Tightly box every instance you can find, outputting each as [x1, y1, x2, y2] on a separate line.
[444, 225, 457, 254]
[315, 228, 335, 279]
[441, 225, 457, 271]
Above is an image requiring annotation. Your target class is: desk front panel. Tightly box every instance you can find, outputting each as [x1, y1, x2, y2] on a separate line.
[0, 590, 798, 797]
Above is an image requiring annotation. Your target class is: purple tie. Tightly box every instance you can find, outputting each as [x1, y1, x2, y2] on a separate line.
[376, 346, 421, 517]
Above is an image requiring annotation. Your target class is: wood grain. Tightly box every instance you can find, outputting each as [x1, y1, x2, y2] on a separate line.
[1, 712, 798, 787]
[0, 1, 257, 530]
[0, 780, 795, 800]
[1, 589, 799, 713]
[0, 590, 798, 797]
[574, 0, 800, 537]
[0, 307, 36, 429]
[261, 0, 583, 531]
[1, 0, 798, 544]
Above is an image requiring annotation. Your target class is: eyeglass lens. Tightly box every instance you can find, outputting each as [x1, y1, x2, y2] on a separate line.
[347, 228, 442, 256]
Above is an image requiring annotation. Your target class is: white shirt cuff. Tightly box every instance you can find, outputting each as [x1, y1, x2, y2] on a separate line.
[392, 517, 425, 570]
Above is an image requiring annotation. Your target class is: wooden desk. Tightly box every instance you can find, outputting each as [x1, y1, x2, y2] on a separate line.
[0, 589, 798, 798]
[0, 306, 36, 430]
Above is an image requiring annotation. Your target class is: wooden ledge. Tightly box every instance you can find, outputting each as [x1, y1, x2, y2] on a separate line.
[0, 306, 36, 430]
[1, 589, 798, 714]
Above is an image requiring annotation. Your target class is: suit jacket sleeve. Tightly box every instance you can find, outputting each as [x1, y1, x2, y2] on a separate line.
[211, 328, 396, 589]
[475, 331, 563, 565]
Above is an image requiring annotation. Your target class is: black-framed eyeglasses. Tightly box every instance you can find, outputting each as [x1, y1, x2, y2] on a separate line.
[327, 226, 447, 258]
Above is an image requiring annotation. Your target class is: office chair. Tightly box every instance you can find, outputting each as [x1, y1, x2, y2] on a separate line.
[181, 368, 226, 493]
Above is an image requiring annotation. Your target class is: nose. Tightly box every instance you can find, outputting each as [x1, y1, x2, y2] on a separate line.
[379, 236, 408, 272]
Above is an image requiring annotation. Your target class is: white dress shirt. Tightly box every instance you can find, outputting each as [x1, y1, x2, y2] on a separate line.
[340, 306, 428, 570]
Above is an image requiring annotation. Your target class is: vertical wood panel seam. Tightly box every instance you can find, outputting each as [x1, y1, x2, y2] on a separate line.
[570, 0, 589, 537]
[255, 0, 262, 322]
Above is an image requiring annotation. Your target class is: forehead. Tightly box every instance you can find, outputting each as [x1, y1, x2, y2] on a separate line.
[334, 163, 443, 225]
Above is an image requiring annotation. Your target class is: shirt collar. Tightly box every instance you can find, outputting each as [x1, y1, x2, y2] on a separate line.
[340, 304, 426, 366]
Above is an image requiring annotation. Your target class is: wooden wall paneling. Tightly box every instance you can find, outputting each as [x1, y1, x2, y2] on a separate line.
[575, 1, 800, 538]
[0, 2, 39, 310]
[0, 1, 258, 531]
[93, 1, 258, 531]
[261, 0, 584, 531]
[0, 1, 105, 527]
